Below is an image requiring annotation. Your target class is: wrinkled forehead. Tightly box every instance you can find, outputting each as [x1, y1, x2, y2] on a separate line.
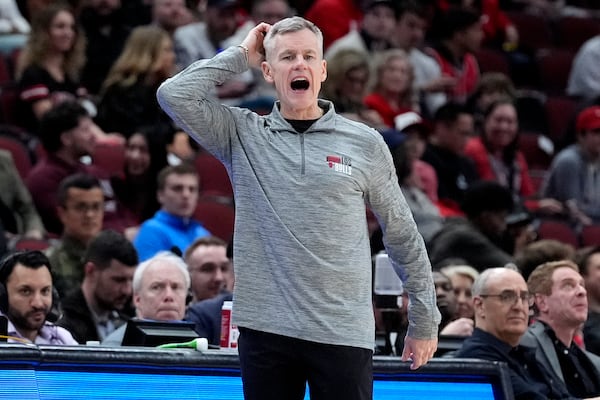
[487, 271, 527, 293]
[265, 27, 322, 59]
[143, 262, 186, 285]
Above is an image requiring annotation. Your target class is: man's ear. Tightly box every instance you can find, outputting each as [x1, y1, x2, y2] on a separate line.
[534, 294, 548, 313]
[57, 205, 67, 224]
[321, 59, 327, 82]
[261, 61, 273, 83]
[473, 297, 484, 318]
[84, 261, 96, 276]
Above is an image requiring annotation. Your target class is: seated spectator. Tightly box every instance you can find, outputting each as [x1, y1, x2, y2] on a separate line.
[185, 239, 235, 345]
[392, 1, 451, 117]
[577, 246, 600, 356]
[543, 105, 600, 226]
[303, 0, 363, 50]
[222, 0, 292, 108]
[435, 270, 474, 337]
[514, 239, 576, 281]
[425, 7, 483, 104]
[364, 49, 419, 128]
[25, 100, 135, 235]
[321, 48, 385, 129]
[427, 181, 517, 271]
[0, 0, 30, 54]
[435, 0, 519, 49]
[392, 111, 438, 203]
[0, 250, 77, 344]
[184, 236, 231, 304]
[173, 0, 253, 103]
[111, 125, 170, 227]
[101, 251, 190, 346]
[433, 270, 457, 329]
[46, 173, 104, 297]
[567, 34, 600, 104]
[134, 163, 211, 261]
[523, 260, 600, 397]
[0, 150, 45, 242]
[95, 25, 179, 138]
[440, 264, 479, 319]
[464, 99, 563, 215]
[466, 72, 516, 130]
[454, 267, 578, 400]
[391, 140, 443, 243]
[324, 0, 397, 60]
[15, 3, 92, 134]
[421, 102, 479, 215]
[151, 0, 193, 37]
[57, 230, 138, 344]
[79, 0, 133, 95]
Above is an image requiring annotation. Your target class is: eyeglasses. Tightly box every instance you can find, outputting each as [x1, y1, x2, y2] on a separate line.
[66, 202, 104, 214]
[479, 290, 534, 307]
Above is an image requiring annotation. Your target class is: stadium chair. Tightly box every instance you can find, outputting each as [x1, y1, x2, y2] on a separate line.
[544, 95, 578, 144]
[518, 132, 554, 170]
[0, 134, 32, 179]
[536, 49, 576, 95]
[475, 47, 510, 75]
[580, 225, 600, 247]
[515, 92, 548, 135]
[536, 219, 579, 247]
[0, 84, 21, 126]
[506, 11, 554, 52]
[92, 143, 126, 176]
[13, 237, 52, 251]
[194, 151, 233, 199]
[556, 16, 600, 51]
[0, 55, 12, 86]
[193, 198, 235, 243]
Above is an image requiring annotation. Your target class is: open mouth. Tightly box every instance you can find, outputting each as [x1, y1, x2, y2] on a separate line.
[291, 78, 309, 91]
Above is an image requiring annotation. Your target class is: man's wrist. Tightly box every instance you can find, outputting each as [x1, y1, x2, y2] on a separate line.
[236, 44, 249, 63]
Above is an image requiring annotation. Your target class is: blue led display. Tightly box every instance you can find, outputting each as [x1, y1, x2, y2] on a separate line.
[0, 369, 496, 400]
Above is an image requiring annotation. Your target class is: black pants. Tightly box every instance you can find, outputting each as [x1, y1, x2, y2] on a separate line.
[238, 328, 373, 400]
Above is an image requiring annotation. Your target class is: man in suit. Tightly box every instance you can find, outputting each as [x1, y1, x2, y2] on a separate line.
[523, 260, 600, 398]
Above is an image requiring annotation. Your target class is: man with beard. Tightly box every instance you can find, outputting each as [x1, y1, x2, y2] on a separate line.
[0, 250, 77, 344]
[57, 230, 138, 344]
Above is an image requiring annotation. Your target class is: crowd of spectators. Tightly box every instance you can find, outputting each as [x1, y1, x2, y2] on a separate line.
[0, 0, 599, 397]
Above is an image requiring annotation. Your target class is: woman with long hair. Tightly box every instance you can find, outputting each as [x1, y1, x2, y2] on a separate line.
[364, 49, 419, 128]
[112, 124, 170, 227]
[321, 48, 383, 129]
[96, 25, 177, 138]
[16, 2, 88, 133]
[464, 99, 562, 215]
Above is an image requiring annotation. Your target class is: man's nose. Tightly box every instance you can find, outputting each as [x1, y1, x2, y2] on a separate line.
[31, 292, 46, 308]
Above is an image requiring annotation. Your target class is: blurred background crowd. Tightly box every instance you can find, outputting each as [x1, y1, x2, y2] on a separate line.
[0, 2, 599, 395]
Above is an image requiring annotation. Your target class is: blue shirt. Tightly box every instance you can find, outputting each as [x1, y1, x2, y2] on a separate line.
[134, 210, 211, 261]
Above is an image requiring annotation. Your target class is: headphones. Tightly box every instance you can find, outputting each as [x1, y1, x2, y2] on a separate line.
[0, 251, 61, 323]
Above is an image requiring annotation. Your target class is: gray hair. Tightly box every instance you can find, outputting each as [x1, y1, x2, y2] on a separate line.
[471, 267, 505, 297]
[133, 251, 191, 293]
[264, 16, 323, 59]
[440, 264, 480, 283]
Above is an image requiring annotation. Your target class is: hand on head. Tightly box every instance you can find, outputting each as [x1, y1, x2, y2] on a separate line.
[241, 22, 271, 68]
